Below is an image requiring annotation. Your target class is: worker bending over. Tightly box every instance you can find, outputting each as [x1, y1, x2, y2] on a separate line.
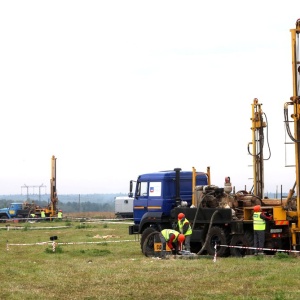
[159, 229, 185, 258]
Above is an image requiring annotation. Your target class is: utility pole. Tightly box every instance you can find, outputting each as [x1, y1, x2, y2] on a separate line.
[79, 194, 81, 212]
[21, 184, 47, 201]
[22, 184, 29, 201]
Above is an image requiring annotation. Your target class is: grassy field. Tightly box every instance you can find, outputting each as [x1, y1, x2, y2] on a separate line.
[1, 216, 300, 300]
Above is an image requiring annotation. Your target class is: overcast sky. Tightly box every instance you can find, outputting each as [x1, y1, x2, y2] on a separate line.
[0, 1, 299, 195]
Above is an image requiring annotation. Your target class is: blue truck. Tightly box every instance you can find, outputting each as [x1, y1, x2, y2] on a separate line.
[128, 167, 208, 234]
[0, 202, 34, 221]
[128, 167, 221, 255]
[128, 167, 290, 257]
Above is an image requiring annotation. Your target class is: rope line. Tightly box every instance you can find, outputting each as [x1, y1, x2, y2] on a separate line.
[220, 244, 300, 253]
[6, 239, 136, 250]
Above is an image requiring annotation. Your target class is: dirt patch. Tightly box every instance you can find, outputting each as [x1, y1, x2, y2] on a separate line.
[65, 212, 115, 219]
[93, 234, 120, 239]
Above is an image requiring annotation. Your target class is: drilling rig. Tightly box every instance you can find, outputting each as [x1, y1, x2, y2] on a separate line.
[283, 19, 300, 251]
[249, 99, 268, 200]
[0, 155, 59, 221]
[132, 20, 300, 257]
[50, 155, 58, 215]
[27, 155, 59, 218]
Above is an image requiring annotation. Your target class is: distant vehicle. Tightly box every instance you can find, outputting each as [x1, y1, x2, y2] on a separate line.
[0, 155, 59, 222]
[0, 202, 33, 221]
[114, 196, 133, 219]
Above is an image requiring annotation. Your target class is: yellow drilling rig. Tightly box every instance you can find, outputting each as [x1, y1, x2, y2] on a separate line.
[135, 19, 300, 258]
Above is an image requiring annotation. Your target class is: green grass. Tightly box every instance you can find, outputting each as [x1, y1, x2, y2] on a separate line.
[1, 221, 300, 300]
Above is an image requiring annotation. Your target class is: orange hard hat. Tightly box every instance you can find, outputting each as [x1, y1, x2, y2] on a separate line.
[253, 205, 261, 212]
[178, 234, 185, 243]
[178, 213, 185, 220]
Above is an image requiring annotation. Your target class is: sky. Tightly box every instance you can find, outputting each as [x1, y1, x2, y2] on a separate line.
[0, 1, 299, 195]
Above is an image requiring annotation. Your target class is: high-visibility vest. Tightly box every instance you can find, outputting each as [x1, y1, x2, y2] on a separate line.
[178, 218, 192, 235]
[161, 229, 179, 242]
[41, 211, 45, 218]
[58, 212, 62, 218]
[253, 212, 266, 230]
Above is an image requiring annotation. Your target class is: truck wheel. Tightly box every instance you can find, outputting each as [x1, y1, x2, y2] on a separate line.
[205, 226, 230, 257]
[142, 231, 160, 257]
[141, 227, 157, 253]
[0, 215, 8, 223]
[230, 231, 254, 257]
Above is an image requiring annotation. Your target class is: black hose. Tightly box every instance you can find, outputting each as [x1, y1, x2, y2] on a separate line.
[196, 210, 219, 255]
[192, 190, 215, 231]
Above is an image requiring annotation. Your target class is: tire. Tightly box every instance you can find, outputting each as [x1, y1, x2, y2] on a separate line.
[230, 230, 254, 257]
[142, 231, 160, 257]
[140, 227, 157, 253]
[205, 226, 230, 257]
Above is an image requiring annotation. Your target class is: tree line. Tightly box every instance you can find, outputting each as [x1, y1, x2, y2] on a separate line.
[0, 199, 114, 213]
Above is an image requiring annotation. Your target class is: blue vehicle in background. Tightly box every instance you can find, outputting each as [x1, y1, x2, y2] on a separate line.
[0, 202, 34, 221]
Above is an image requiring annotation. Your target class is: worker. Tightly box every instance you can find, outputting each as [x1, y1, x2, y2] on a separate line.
[57, 210, 63, 220]
[159, 229, 185, 258]
[41, 210, 46, 220]
[177, 213, 192, 252]
[253, 205, 272, 255]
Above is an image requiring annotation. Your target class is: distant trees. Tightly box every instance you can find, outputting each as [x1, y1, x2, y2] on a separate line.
[0, 199, 12, 209]
[0, 193, 127, 211]
[0, 198, 114, 213]
[61, 201, 113, 213]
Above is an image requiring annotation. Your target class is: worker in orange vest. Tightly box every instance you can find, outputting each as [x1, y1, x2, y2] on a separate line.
[253, 205, 272, 255]
[177, 213, 193, 252]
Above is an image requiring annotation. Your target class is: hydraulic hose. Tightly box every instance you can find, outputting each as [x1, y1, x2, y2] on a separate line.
[192, 189, 220, 255]
[196, 210, 219, 255]
[192, 189, 215, 231]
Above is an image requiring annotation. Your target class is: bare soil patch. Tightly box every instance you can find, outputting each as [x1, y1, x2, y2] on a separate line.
[65, 211, 115, 219]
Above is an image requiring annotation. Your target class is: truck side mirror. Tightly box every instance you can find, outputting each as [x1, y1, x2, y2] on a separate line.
[128, 180, 134, 198]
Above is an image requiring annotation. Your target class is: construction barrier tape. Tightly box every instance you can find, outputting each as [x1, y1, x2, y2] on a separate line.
[6, 239, 136, 250]
[220, 244, 300, 253]
[0, 220, 133, 229]
[2, 217, 133, 223]
[213, 242, 217, 262]
[1, 226, 71, 230]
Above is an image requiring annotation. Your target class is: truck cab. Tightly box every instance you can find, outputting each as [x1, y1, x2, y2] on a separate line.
[129, 168, 208, 235]
[0, 202, 31, 221]
[8, 203, 24, 217]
